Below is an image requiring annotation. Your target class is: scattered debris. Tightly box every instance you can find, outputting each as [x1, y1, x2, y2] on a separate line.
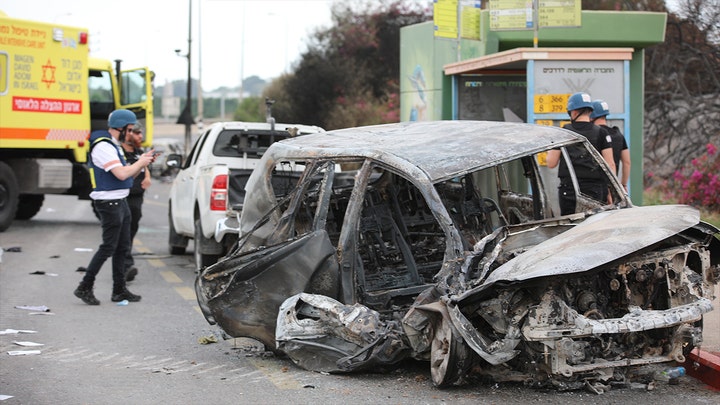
[14, 305, 50, 312]
[198, 335, 218, 345]
[29, 271, 58, 276]
[7, 350, 41, 356]
[74, 248, 93, 252]
[76, 267, 87, 272]
[4, 246, 22, 252]
[12, 341, 44, 347]
[0, 329, 37, 335]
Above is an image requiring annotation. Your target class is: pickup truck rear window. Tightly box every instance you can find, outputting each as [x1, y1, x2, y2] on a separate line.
[214, 130, 291, 158]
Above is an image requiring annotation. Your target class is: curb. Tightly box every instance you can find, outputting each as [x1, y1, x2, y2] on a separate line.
[683, 348, 720, 390]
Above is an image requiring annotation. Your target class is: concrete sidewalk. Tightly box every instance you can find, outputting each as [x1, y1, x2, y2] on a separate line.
[704, 284, 719, 352]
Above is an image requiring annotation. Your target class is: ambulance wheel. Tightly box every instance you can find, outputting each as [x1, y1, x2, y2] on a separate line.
[0, 162, 19, 232]
[15, 194, 45, 220]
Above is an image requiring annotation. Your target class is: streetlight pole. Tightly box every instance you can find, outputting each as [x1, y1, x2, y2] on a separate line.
[197, 0, 203, 130]
[176, 0, 195, 155]
[238, 1, 245, 106]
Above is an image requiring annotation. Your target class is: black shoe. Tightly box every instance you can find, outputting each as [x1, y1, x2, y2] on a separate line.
[111, 288, 141, 302]
[74, 284, 100, 305]
[125, 267, 138, 282]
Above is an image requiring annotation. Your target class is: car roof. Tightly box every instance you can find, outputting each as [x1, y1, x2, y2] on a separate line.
[271, 120, 584, 182]
[212, 121, 324, 134]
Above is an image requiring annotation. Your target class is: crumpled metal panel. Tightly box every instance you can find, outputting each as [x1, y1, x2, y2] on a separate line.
[196, 230, 339, 349]
[477, 205, 700, 289]
[522, 295, 714, 340]
[276, 293, 410, 373]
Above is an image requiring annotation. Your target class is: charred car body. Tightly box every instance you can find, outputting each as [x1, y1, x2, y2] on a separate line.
[196, 121, 719, 390]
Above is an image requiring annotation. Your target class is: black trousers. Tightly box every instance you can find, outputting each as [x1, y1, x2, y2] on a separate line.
[82, 198, 131, 291]
[558, 180, 607, 216]
[125, 194, 144, 270]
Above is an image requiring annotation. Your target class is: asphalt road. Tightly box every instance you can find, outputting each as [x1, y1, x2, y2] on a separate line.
[1, 147, 719, 404]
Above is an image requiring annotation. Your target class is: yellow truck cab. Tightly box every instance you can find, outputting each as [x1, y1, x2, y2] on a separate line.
[0, 11, 153, 231]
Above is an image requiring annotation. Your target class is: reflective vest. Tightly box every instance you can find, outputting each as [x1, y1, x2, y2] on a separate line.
[88, 130, 133, 191]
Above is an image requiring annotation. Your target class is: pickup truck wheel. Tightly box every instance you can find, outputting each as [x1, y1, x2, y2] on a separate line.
[15, 194, 45, 220]
[194, 218, 220, 270]
[0, 162, 19, 231]
[168, 203, 188, 255]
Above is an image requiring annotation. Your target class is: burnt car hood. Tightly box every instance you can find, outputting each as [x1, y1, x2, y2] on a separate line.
[474, 205, 701, 292]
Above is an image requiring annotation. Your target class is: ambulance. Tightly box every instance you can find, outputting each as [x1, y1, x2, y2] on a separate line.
[0, 11, 154, 231]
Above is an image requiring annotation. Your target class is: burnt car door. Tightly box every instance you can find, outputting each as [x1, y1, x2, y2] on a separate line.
[195, 160, 343, 349]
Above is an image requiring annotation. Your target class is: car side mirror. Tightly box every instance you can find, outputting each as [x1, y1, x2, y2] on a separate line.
[166, 153, 183, 168]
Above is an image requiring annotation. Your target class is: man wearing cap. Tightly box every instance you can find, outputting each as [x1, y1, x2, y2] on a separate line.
[546, 92, 616, 215]
[591, 99, 631, 193]
[120, 124, 152, 282]
[73, 109, 156, 305]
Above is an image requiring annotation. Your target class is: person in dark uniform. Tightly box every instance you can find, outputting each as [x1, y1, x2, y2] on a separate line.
[591, 99, 630, 193]
[546, 92, 616, 215]
[120, 125, 152, 282]
[73, 109, 156, 305]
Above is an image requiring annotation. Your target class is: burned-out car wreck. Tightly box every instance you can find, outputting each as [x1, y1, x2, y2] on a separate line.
[195, 120, 719, 391]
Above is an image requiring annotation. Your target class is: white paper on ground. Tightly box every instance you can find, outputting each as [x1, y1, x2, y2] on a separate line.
[14, 305, 50, 312]
[13, 341, 44, 347]
[0, 329, 38, 335]
[7, 350, 41, 356]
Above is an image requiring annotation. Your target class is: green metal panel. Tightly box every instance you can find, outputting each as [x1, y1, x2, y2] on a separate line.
[485, 10, 667, 49]
[629, 48, 645, 205]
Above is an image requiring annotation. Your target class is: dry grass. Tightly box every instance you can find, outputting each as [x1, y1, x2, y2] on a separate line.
[643, 189, 720, 230]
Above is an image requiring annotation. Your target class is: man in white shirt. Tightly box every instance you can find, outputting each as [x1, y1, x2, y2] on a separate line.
[74, 109, 156, 305]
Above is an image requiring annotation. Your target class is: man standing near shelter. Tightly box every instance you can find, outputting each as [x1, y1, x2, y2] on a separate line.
[73, 109, 156, 305]
[591, 99, 630, 193]
[546, 92, 616, 215]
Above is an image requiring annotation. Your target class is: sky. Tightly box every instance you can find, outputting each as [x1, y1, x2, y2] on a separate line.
[2, 0, 680, 91]
[0, 0, 336, 90]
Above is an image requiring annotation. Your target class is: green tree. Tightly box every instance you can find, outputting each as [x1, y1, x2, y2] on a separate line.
[584, 1, 720, 187]
[264, 0, 431, 129]
[233, 96, 265, 122]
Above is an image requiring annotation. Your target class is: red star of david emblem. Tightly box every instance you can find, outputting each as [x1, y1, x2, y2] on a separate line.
[41, 59, 56, 89]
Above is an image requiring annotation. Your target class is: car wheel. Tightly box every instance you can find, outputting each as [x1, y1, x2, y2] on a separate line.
[194, 218, 220, 270]
[168, 202, 188, 255]
[430, 314, 472, 387]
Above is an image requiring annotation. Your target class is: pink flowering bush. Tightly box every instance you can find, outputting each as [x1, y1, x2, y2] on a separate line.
[648, 143, 720, 212]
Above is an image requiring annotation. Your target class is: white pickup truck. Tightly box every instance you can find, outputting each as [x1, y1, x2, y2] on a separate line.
[167, 120, 324, 270]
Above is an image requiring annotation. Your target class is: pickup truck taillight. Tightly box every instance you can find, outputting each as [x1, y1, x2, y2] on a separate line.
[210, 175, 228, 211]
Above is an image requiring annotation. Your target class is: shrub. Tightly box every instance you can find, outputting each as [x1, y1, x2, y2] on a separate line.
[647, 143, 719, 212]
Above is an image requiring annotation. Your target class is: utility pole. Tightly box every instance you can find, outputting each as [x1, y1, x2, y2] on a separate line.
[176, 0, 195, 155]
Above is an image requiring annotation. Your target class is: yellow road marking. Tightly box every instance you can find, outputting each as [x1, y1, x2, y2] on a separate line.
[249, 358, 302, 389]
[149, 258, 166, 268]
[174, 286, 196, 300]
[144, 237, 300, 391]
[160, 270, 182, 283]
